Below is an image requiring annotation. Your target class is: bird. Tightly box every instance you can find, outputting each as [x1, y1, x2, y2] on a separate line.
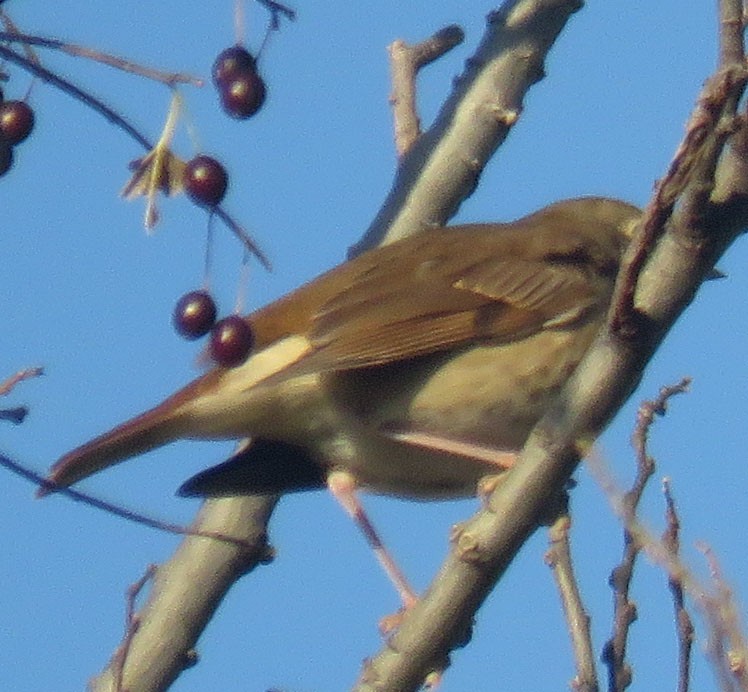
[39, 196, 640, 606]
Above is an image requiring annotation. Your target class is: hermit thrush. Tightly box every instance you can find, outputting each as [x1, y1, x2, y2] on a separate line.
[40, 196, 640, 604]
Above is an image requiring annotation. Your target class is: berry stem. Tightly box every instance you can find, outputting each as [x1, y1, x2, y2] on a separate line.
[203, 213, 216, 291]
[234, 249, 252, 314]
[256, 0, 297, 26]
[0, 30, 203, 86]
[214, 207, 272, 270]
[0, 42, 150, 148]
[234, 0, 245, 46]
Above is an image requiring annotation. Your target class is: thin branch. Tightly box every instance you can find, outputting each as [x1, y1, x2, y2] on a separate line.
[0, 31, 202, 86]
[700, 545, 748, 690]
[0, 453, 255, 550]
[113, 565, 158, 692]
[662, 479, 694, 692]
[0, 42, 150, 147]
[214, 207, 272, 271]
[601, 379, 690, 691]
[546, 511, 599, 692]
[0, 366, 44, 397]
[589, 455, 748, 692]
[0, 367, 43, 424]
[0, 407, 27, 424]
[255, 0, 296, 25]
[389, 25, 465, 156]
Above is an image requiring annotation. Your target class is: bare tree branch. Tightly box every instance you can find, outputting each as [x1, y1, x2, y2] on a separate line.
[389, 25, 465, 156]
[602, 379, 690, 691]
[349, 0, 583, 256]
[356, 3, 748, 687]
[662, 480, 695, 692]
[699, 544, 748, 690]
[546, 510, 599, 692]
[90, 496, 277, 692]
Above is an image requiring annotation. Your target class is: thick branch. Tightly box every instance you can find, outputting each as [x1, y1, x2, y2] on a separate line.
[356, 17, 748, 689]
[90, 496, 277, 692]
[349, 0, 583, 256]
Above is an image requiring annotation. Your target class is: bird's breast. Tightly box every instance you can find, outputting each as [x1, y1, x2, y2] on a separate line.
[331, 318, 603, 451]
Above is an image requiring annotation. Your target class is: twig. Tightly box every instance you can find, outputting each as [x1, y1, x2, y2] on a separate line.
[0, 366, 43, 396]
[215, 207, 272, 271]
[0, 452, 255, 550]
[0, 367, 43, 424]
[546, 511, 599, 692]
[0, 31, 202, 86]
[0, 10, 41, 99]
[255, 0, 297, 27]
[389, 25, 465, 156]
[662, 479, 694, 692]
[112, 565, 158, 692]
[0, 407, 28, 424]
[0, 42, 151, 147]
[601, 379, 691, 691]
[590, 454, 748, 692]
[589, 375, 748, 692]
[700, 544, 748, 690]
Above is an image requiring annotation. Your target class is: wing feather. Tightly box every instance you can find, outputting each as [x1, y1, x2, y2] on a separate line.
[298, 233, 608, 373]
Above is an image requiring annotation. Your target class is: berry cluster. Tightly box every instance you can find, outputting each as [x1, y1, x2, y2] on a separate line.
[0, 32, 272, 366]
[212, 46, 266, 119]
[173, 290, 255, 367]
[0, 92, 35, 177]
[171, 41, 270, 369]
[177, 154, 254, 366]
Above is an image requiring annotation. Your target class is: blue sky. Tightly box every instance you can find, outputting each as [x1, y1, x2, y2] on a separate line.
[2, 2, 745, 690]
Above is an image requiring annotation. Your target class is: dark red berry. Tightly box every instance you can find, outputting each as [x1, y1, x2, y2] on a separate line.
[0, 100, 34, 145]
[220, 72, 266, 119]
[212, 46, 256, 88]
[184, 155, 228, 208]
[0, 138, 13, 177]
[173, 290, 217, 340]
[210, 315, 254, 367]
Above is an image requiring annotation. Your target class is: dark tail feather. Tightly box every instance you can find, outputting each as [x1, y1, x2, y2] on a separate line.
[178, 439, 325, 497]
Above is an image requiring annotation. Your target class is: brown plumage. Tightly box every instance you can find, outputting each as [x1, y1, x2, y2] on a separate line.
[41, 197, 640, 501]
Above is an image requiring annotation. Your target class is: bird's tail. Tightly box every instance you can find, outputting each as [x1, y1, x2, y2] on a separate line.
[37, 395, 191, 497]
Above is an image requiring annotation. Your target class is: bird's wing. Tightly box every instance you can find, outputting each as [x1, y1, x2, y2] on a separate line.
[297, 230, 608, 372]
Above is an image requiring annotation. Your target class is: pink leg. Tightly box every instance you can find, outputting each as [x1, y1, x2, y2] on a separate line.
[381, 429, 518, 471]
[327, 470, 418, 610]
